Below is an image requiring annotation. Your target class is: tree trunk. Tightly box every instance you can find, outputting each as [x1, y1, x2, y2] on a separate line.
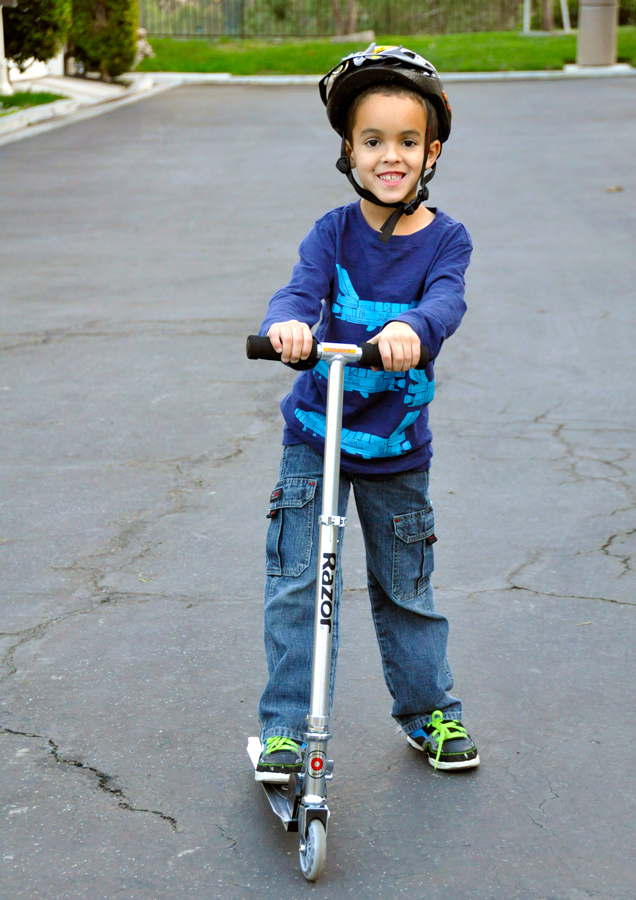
[331, 0, 345, 35]
[542, 0, 554, 31]
[345, 0, 357, 35]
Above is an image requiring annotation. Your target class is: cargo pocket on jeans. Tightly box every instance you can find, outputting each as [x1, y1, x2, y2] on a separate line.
[265, 478, 318, 577]
[391, 506, 436, 603]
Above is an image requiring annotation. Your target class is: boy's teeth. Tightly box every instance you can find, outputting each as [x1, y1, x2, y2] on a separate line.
[379, 174, 403, 181]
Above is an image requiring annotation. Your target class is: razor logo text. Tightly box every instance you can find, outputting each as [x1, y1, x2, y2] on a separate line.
[320, 553, 336, 632]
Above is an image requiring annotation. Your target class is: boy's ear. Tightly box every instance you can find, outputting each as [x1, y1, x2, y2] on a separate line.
[344, 138, 356, 170]
[427, 139, 442, 170]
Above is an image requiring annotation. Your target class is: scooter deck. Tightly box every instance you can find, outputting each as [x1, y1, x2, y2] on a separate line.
[247, 737, 299, 832]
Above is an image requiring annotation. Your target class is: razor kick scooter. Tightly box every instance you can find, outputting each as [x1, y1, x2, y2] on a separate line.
[245, 334, 429, 881]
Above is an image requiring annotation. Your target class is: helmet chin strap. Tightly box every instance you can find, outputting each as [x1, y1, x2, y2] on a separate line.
[336, 128, 436, 244]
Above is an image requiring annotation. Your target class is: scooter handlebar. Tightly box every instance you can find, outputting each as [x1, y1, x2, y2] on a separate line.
[246, 336, 429, 371]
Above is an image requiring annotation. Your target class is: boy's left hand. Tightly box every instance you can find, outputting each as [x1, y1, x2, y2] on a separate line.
[369, 322, 421, 372]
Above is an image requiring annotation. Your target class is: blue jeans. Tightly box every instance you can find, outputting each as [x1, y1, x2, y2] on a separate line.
[259, 442, 461, 743]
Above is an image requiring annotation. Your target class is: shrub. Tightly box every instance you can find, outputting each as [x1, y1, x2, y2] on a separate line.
[68, 0, 138, 78]
[3, 0, 71, 72]
[618, 0, 636, 25]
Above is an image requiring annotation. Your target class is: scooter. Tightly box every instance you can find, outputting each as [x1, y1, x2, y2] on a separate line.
[245, 334, 429, 881]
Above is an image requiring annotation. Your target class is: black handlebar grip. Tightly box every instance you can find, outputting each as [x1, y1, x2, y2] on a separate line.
[246, 335, 283, 361]
[358, 342, 383, 369]
[246, 335, 319, 370]
[359, 342, 430, 370]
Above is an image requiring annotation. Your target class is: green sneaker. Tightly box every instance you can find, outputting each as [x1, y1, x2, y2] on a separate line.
[406, 710, 480, 771]
[256, 737, 304, 782]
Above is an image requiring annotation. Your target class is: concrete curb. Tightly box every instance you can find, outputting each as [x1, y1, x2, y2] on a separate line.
[146, 72, 321, 85]
[144, 64, 636, 86]
[444, 63, 636, 82]
[0, 99, 80, 137]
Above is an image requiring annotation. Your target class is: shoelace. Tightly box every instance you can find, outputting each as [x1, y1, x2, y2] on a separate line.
[264, 736, 300, 756]
[428, 710, 469, 769]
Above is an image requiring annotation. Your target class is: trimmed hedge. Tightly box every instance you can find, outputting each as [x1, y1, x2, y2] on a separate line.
[3, 0, 71, 71]
[69, 0, 138, 78]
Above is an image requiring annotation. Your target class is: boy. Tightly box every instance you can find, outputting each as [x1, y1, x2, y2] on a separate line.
[256, 45, 479, 776]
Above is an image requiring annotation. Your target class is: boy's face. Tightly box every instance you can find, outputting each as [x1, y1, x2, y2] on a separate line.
[345, 93, 440, 206]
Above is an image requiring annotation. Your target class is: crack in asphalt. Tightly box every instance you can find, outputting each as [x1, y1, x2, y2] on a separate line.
[599, 527, 636, 579]
[0, 437, 261, 686]
[216, 824, 239, 854]
[527, 811, 557, 837]
[549, 421, 636, 503]
[496, 539, 636, 607]
[0, 726, 178, 831]
[54, 444, 251, 577]
[0, 585, 265, 684]
[0, 318, 257, 353]
[538, 778, 559, 817]
[0, 594, 112, 686]
[508, 584, 636, 607]
[527, 776, 559, 836]
[444, 579, 636, 608]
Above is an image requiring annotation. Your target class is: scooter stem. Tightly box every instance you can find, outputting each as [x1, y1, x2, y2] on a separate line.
[303, 356, 345, 807]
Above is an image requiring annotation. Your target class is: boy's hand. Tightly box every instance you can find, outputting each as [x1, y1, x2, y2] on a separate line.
[267, 320, 313, 364]
[369, 322, 420, 372]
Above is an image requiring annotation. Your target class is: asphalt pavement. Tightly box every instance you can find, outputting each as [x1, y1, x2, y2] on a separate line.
[1, 79, 635, 899]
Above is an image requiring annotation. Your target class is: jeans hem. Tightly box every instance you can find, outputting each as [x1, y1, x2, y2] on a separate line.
[261, 726, 306, 744]
[399, 707, 463, 734]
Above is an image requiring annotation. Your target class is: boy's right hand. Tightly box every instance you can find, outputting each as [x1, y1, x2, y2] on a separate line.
[267, 321, 313, 364]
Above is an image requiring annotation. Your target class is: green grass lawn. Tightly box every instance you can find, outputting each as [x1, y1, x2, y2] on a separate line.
[0, 92, 65, 116]
[139, 27, 636, 75]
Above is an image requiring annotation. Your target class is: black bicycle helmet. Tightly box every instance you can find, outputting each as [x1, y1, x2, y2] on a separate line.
[319, 44, 452, 242]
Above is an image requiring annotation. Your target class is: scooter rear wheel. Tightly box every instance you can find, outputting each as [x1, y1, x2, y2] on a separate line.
[299, 819, 326, 882]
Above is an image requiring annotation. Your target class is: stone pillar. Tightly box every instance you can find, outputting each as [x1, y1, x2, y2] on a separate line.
[577, 0, 619, 66]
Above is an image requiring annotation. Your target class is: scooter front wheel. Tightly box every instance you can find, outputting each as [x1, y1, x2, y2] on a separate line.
[299, 819, 327, 881]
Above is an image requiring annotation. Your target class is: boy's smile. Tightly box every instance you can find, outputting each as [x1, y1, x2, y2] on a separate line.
[345, 92, 441, 234]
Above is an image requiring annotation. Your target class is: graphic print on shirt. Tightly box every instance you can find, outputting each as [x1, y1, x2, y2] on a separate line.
[404, 369, 435, 407]
[294, 408, 420, 459]
[333, 265, 418, 332]
[314, 359, 406, 399]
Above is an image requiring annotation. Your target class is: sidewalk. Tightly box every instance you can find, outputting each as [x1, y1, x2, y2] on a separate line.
[0, 73, 155, 140]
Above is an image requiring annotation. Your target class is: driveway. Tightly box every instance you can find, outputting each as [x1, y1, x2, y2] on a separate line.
[1, 79, 635, 898]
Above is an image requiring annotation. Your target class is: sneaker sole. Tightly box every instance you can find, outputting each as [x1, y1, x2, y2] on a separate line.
[426, 753, 480, 770]
[248, 737, 300, 784]
[406, 735, 480, 770]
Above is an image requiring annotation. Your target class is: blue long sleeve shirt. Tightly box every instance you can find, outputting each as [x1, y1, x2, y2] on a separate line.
[260, 201, 472, 475]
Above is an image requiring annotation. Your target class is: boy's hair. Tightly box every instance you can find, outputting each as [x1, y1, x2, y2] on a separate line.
[344, 84, 440, 146]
